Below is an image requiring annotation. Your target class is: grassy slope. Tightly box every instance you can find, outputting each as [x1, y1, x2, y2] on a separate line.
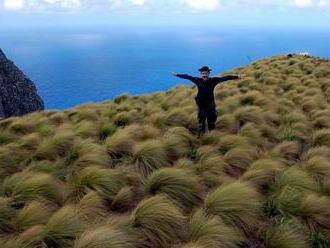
[1, 55, 330, 247]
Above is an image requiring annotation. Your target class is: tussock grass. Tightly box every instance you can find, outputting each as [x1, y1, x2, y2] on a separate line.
[105, 128, 134, 158]
[124, 124, 161, 141]
[302, 156, 330, 182]
[196, 156, 232, 189]
[34, 127, 75, 160]
[70, 139, 110, 168]
[302, 145, 330, 161]
[74, 226, 133, 248]
[131, 139, 170, 177]
[238, 123, 265, 147]
[2, 172, 65, 205]
[44, 205, 84, 247]
[98, 122, 116, 141]
[0, 144, 28, 177]
[71, 166, 127, 200]
[0, 129, 16, 145]
[242, 159, 284, 189]
[162, 131, 192, 161]
[217, 134, 249, 154]
[18, 132, 42, 151]
[298, 193, 330, 229]
[16, 201, 52, 232]
[233, 106, 263, 127]
[144, 168, 201, 210]
[1, 55, 330, 246]
[224, 147, 258, 175]
[204, 181, 262, 231]
[131, 195, 186, 247]
[273, 167, 317, 194]
[0, 197, 15, 233]
[271, 141, 302, 164]
[74, 120, 98, 139]
[111, 186, 135, 211]
[185, 209, 242, 248]
[312, 129, 330, 147]
[264, 221, 310, 248]
[78, 191, 108, 223]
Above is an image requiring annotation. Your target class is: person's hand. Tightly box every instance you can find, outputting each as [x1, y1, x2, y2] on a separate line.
[171, 72, 178, 77]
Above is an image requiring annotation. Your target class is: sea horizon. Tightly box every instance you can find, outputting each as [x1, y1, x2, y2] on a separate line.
[2, 26, 330, 110]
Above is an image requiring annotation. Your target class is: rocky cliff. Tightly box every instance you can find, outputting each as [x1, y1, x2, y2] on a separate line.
[0, 49, 44, 119]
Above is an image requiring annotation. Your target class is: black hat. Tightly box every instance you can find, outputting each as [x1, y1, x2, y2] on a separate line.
[198, 66, 212, 72]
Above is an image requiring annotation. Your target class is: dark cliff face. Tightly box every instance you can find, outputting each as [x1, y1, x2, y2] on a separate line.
[0, 49, 44, 119]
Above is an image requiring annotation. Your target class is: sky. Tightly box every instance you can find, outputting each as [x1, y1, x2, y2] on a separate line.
[0, 0, 330, 29]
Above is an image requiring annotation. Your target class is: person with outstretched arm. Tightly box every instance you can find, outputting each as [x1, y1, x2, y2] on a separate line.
[172, 66, 243, 138]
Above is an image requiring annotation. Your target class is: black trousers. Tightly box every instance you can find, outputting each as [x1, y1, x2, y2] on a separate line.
[197, 102, 217, 136]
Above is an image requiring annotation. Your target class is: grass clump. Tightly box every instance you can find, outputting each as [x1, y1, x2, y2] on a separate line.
[71, 166, 127, 200]
[74, 226, 133, 248]
[44, 205, 84, 248]
[34, 127, 75, 160]
[264, 221, 310, 248]
[131, 195, 186, 247]
[15, 201, 52, 232]
[204, 181, 263, 231]
[105, 128, 134, 158]
[2, 172, 65, 205]
[143, 168, 201, 210]
[185, 209, 242, 248]
[131, 139, 170, 177]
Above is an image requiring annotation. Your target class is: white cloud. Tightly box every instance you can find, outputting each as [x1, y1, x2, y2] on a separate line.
[130, 0, 147, 6]
[318, 0, 328, 7]
[293, 0, 312, 7]
[184, 0, 220, 11]
[43, 0, 81, 9]
[4, 0, 25, 10]
[2, 0, 329, 13]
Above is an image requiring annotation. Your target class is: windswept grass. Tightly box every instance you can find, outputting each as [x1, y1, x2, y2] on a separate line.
[264, 221, 310, 248]
[185, 209, 242, 248]
[15, 201, 52, 232]
[2, 172, 65, 205]
[1, 55, 330, 246]
[44, 205, 84, 248]
[105, 128, 134, 158]
[204, 181, 263, 231]
[74, 226, 133, 248]
[143, 168, 201, 210]
[131, 139, 170, 177]
[131, 195, 186, 247]
[71, 166, 127, 200]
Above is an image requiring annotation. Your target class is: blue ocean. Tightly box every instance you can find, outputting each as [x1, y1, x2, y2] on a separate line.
[1, 27, 330, 110]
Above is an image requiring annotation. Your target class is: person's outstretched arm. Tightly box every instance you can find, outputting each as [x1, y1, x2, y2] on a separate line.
[213, 75, 241, 86]
[172, 72, 199, 85]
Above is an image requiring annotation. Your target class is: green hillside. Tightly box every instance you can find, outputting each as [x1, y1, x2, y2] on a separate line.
[1, 54, 330, 247]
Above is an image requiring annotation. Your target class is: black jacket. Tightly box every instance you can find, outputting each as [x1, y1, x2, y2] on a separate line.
[176, 74, 239, 106]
